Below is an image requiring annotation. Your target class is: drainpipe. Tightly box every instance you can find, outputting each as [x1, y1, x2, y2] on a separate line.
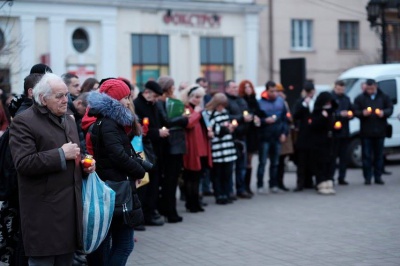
[268, 0, 273, 80]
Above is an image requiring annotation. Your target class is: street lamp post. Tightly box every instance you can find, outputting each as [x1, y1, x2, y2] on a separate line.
[366, 0, 389, 64]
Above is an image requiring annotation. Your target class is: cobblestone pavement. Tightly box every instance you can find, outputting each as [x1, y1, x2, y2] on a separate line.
[129, 162, 400, 266]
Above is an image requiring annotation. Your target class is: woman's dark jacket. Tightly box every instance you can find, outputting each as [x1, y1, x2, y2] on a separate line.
[87, 92, 145, 184]
[156, 99, 188, 155]
[242, 94, 261, 153]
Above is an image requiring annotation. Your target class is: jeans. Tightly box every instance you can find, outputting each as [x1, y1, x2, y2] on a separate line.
[361, 137, 384, 182]
[29, 253, 74, 266]
[257, 140, 281, 188]
[200, 167, 213, 194]
[87, 220, 134, 266]
[329, 138, 349, 181]
[235, 141, 247, 194]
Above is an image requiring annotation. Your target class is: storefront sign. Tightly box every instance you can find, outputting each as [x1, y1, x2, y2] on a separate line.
[163, 12, 221, 28]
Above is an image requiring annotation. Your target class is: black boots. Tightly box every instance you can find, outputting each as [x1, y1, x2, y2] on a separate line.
[245, 168, 253, 195]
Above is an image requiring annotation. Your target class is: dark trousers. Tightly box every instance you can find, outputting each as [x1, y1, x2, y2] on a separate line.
[183, 157, 207, 210]
[28, 253, 74, 266]
[138, 164, 160, 220]
[329, 138, 349, 181]
[257, 140, 281, 188]
[361, 137, 384, 182]
[311, 149, 332, 185]
[235, 141, 247, 194]
[277, 155, 287, 188]
[159, 154, 183, 217]
[212, 162, 234, 200]
[87, 220, 134, 266]
[296, 149, 314, 189]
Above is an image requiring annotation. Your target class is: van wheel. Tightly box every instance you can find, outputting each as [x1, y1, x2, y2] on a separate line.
[347, 138, 362, 168]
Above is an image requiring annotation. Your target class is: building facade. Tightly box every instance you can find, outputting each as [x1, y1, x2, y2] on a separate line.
[0, 0, 262, 94]
[256, 0, 384, 86]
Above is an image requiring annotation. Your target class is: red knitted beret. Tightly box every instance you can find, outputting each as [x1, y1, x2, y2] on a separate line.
[99, 79, 130, 101]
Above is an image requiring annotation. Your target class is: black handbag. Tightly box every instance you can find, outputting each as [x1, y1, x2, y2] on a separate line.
[105, 180, 144, 227]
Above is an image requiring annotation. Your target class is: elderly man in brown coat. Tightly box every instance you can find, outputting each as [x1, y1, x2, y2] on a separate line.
[9, 73, 95, 266]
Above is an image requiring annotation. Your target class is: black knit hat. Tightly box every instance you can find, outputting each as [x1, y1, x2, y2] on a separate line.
[144, 80, 163, 95]
[30, 64, 52, 74]
[304, 81, 315, 92]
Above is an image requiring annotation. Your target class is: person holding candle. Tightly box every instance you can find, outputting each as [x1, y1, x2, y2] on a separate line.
[156, 76, 188, 223]
[238, 80, 261, 195]
[308, 91, 338, 195]
[9, 73, 95, 265]
[205, 93, 238, 204]
[180, 84, 213, 212]
[224, 80, 253, 199]
[353, 79, 393, 185]
[133, 80, 166, 227]
[256, 81, 289, 194]
[329, 80, 353, 185]
[85, 78, 146, 266]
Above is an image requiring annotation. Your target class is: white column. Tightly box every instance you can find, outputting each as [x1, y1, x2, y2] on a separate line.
[19, 15, 36, 91]
[169, 34, 180, 82]
[245, 13, 259, 85]
[101, 19, 117, 77]
[49, 16, 66, 75]
[189, 34, 200, 84]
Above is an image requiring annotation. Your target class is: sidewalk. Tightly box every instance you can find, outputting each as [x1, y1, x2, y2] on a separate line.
[129, 164, 400, 266]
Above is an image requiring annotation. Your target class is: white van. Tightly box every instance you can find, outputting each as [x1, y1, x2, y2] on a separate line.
[338, 64, 400, 167]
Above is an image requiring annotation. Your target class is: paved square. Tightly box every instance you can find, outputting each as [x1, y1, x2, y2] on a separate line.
[129, 163, 400, 266]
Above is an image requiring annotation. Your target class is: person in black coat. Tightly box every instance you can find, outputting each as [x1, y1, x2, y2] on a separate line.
[86, 79, 146, 266]
[133, 81, 167, 227]
[238, 80, 261, 195]
[156, 76, 188, 223]
[225, 80, 253, 199]
[353, 79, 393, 185]
[292, 82, 316, 191]
[329, 80, 353, 185]
[309, 91, 338, 195]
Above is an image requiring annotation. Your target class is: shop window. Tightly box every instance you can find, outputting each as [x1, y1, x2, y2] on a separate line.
[72, 28, 89, 53]
[291, 19, 313, 51]
[339, 21, 359, 50]
[132, 34, 169, 90]
[200, 37, 234, 92]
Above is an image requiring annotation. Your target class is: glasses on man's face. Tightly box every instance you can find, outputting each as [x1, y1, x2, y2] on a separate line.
[53, 92, 70, 100]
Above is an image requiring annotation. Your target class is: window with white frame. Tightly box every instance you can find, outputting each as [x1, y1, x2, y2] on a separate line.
[291, 19, 313, 50]
[339, 21, 359, 50]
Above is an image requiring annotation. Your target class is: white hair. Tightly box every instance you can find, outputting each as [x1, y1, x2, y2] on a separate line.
[179, 84, 205, 105]
[33, 72, 64, 106]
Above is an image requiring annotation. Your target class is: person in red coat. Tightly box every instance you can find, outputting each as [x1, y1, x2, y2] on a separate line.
[180, 84, 213, 212]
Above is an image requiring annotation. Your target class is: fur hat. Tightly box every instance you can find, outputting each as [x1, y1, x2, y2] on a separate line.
[99, 79, 130, 101]
[144, 80, 163, 95]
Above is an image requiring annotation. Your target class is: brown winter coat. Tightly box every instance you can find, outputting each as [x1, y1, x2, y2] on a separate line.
[9, 104, 83, 256]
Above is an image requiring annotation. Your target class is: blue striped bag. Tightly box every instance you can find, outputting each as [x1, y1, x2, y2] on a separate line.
[82, 172, 115, 254]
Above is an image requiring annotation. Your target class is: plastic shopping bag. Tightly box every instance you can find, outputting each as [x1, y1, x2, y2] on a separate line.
[82, 172, 115, 254]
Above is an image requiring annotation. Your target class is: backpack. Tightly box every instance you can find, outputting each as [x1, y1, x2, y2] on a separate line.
[0, 128, 18, 201]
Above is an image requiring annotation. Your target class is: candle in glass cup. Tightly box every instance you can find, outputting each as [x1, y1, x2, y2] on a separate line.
[367, 107, 372, 113]
[185, 108, 190, 115]
[232, 119, 238, 126]
[375, 108, 381, 115]
[334, 121, 342, 130]
[143, 117, 149, 126]
[243, 110, 249, 116]
[272, 115, 277, 120]
[161, 126, 167, 130]
[347, 110, 353, 117]
[83, 154, 94, 168]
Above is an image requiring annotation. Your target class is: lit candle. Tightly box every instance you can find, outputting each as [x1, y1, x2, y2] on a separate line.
[347, 110, 353, 117]
[367, 107, 372, 113]
[286, 112, 291, 118]
[375, 108, 381, 115]
[161, 126, 167, 130]
[185, 108, 190, 115]
[243, 110, 249, 116]
[232, 119, 238, 126]
[272, 115, 277, 120]
[334, 121, 342, 130]
[143, 117, 149, 126]
[83, 154, 94, 168]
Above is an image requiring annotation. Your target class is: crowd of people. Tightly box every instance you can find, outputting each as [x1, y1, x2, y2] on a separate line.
[0, 63, 395, 266]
